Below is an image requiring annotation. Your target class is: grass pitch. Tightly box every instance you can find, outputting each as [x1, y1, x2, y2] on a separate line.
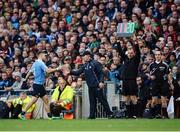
[0, 119, 179, 131]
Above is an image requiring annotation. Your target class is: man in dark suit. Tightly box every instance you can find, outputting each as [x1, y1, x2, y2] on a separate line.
[71, 51, 113, 119]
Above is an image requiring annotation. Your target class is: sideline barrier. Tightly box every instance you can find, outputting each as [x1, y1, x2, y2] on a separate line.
[82, 81, 121, 118]
[0, 81, 121, 119]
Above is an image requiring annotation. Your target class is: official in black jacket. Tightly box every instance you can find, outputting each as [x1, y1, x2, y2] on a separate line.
[148, 50, 169, 118]
[71, 51, 113, 119]
[120, 43, 141, 118]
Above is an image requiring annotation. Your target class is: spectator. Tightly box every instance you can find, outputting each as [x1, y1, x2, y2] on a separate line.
[168, 66, 179, 98]
[6, 67, 15, 84]
[113, 56, 123, 76]
[87, 34, 100, 53]
[0, 72, 13, 90]
[45, 74, 54, 90]
[75, 77, 83, 90]
[108, 63, 121, 94]
[0, 58, 6, 73]
[168, 52, 177, 69]
[6, 72, 25, 91]
[106, 2, 117, 21]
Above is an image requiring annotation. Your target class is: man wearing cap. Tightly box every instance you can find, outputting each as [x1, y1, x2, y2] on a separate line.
[70, 51, 113, 119]
[64, 56, 73, 66]
[18, 51, 62, 120]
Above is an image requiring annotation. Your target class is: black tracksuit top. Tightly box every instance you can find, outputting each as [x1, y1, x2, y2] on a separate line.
[120, 44, 141, 80]
[149, 61, 169, 82]
[71, 60, 104, 88]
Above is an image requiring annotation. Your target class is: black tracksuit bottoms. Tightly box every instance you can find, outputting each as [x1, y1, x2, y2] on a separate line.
[88, 87, 112, 118]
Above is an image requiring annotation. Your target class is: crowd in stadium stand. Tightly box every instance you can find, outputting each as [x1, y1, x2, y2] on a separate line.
[0, 0, 180, 119]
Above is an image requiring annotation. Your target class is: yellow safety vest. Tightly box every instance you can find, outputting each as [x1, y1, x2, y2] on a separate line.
[51, 85, 74, 106]
[12, 96, 35, 113]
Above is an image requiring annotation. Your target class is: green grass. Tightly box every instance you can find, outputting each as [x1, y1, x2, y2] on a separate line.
[0, 119, 179, 131]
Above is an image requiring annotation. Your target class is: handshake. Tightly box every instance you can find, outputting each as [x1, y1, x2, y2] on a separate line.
[56, 65, 62, 71]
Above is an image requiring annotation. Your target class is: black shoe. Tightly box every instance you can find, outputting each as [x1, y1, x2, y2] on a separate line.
[87, 117, 96, 119]
[161, 116, 168, 119]
[155, 114, 161, 119]
[108, 114, 116, 119]
[132, 116, 137, 119]
[18, 113, 26, 120]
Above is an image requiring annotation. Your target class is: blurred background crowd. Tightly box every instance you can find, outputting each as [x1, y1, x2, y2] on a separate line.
[0, 0, 179, 118]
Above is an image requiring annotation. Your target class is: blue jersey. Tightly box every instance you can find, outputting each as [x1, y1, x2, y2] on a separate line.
[31, 59, 47, 85]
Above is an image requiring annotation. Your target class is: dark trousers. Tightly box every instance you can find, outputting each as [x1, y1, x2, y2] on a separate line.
[11, 104, 22, 119]
[50, 103, 65, 117]
[175, 101, 180, 118]
[137, 100, 147, 118]
[88, 87, 112, 118]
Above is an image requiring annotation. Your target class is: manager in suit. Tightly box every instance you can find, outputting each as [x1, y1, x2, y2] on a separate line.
[70, 51, 113, 119]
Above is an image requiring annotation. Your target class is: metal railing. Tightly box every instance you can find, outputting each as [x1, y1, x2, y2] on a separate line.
[0, 81, 120, 119]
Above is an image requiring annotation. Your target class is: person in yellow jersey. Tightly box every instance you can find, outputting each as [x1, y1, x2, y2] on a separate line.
[50, 76, 74, 118]
[8, 92, 35, 119]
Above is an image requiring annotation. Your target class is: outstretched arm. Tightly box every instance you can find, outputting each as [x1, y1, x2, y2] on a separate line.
[134, 42, 141, 63]
[46, 66, 61, 74]
[70, 67, 84, 76]
[118, 42, 127, 62]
